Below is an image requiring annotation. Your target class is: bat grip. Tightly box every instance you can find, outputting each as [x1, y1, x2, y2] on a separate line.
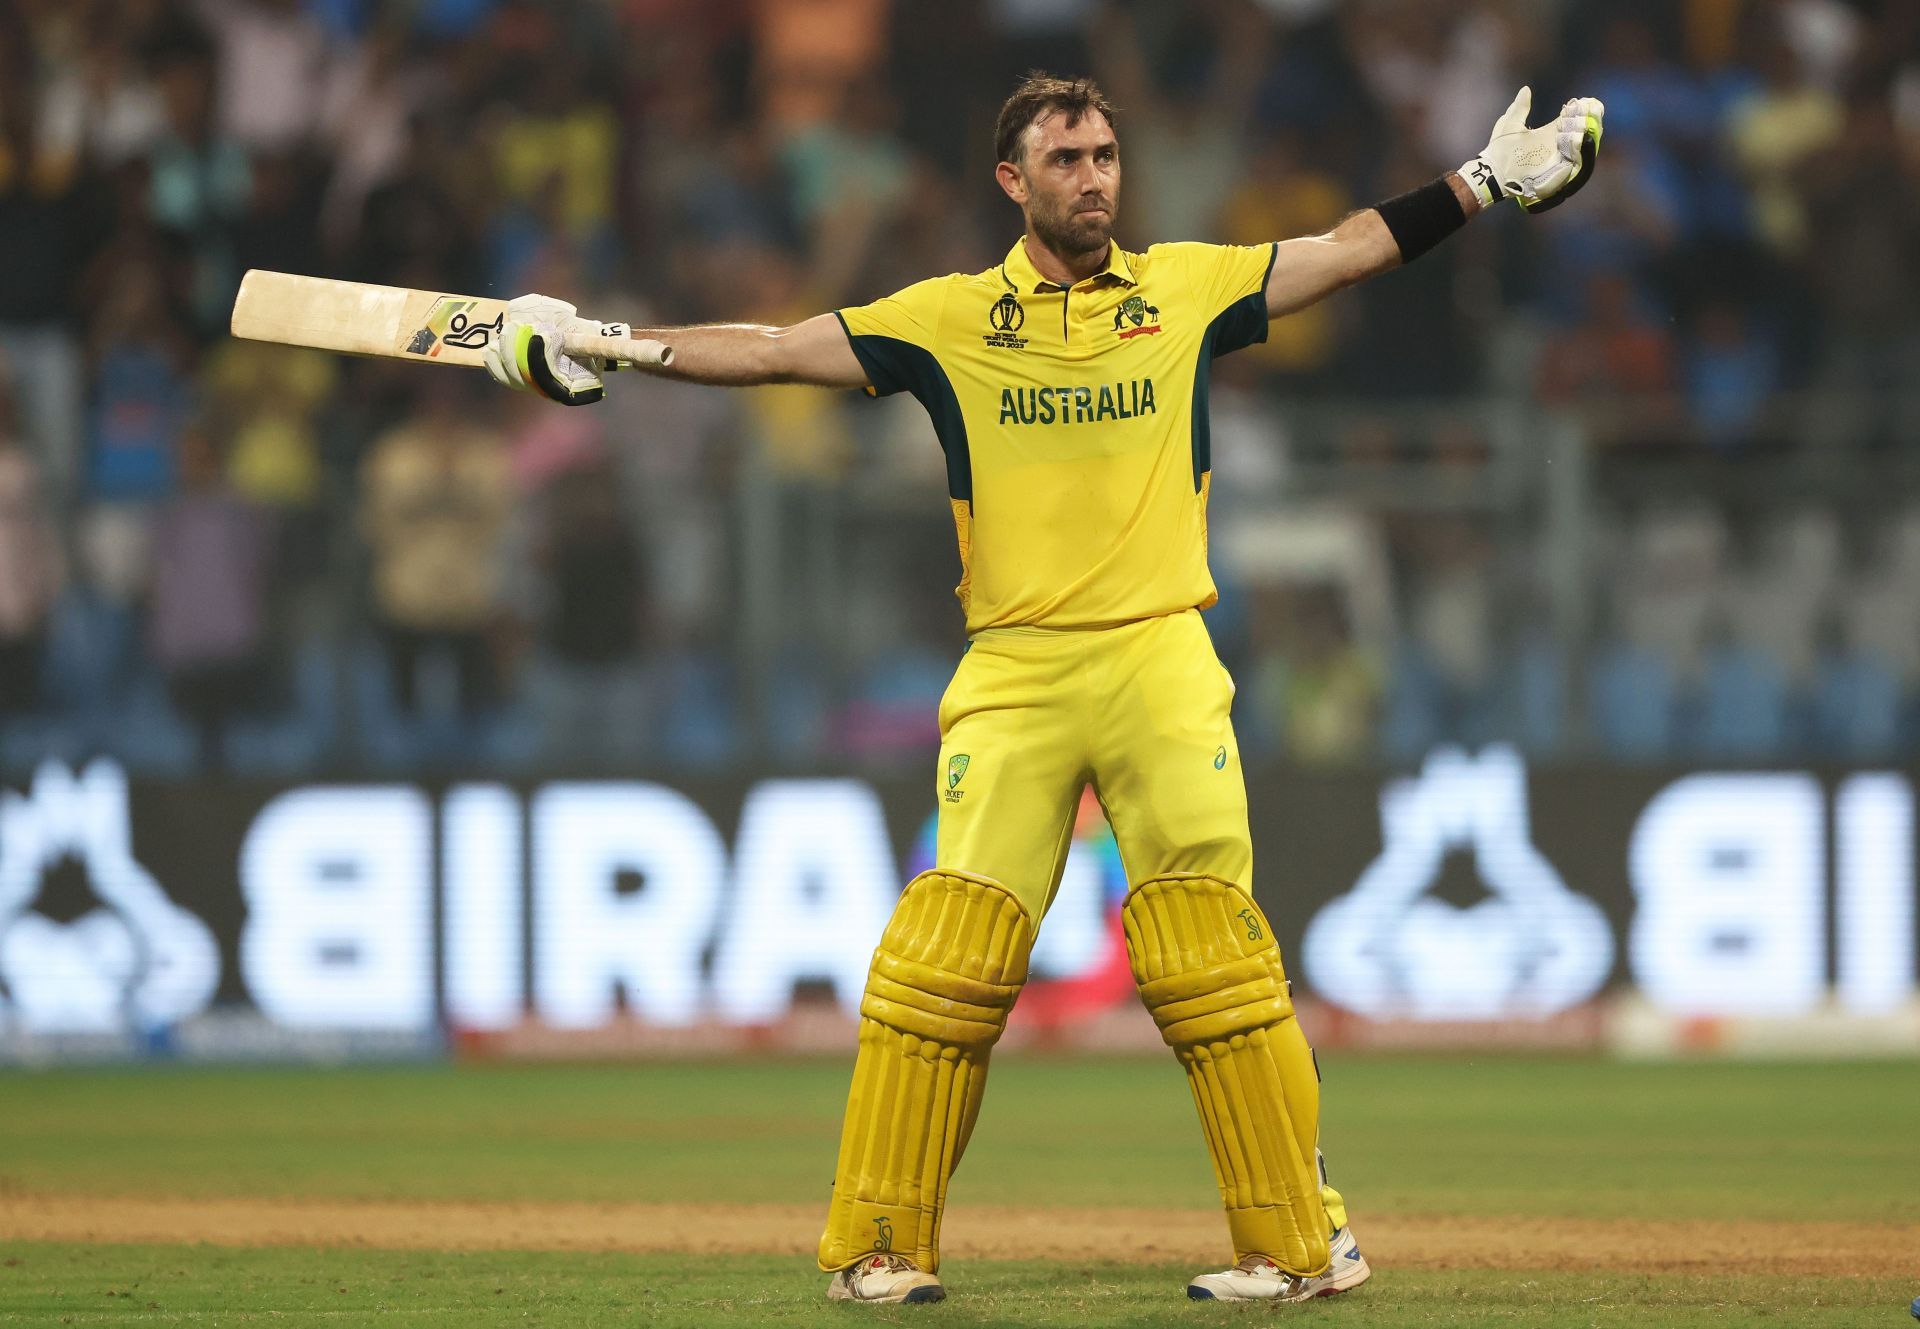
[562, 330, 675, 369]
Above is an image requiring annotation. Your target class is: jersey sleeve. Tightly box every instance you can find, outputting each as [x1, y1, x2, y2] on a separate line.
[834, 277, 952, 398]
[1164, 241, 1279, 359]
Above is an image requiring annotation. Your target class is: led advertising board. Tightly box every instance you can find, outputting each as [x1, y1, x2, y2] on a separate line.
[0, 749, 1914, 1057]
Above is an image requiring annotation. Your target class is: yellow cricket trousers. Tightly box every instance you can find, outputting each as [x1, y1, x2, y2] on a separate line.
[933, 607, 1250, 919]
[816, 606, 1348, 1277]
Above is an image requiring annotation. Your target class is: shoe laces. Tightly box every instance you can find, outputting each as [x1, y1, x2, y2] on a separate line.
[857, 1253, 920, 1276]
[1233, 1255, 1286, 1276]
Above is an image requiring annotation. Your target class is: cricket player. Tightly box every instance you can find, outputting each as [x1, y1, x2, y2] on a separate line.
[483, 73, 1603, 1305]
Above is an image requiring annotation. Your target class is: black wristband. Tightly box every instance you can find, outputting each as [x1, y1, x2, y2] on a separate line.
[1375, 177, 1469, 263]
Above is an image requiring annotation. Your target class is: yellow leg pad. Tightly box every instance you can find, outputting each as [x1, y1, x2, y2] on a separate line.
[1123, 873, 1330, 1275]
[817, 869, 1033, 1274]
[1321, 1177, 1349, 1233]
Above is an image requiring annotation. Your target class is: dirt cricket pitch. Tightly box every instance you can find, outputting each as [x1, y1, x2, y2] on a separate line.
[5, 1195, 1915, 1279]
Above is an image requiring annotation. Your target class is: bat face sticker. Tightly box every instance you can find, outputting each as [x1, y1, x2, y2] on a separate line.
[407, 298, 504, 357]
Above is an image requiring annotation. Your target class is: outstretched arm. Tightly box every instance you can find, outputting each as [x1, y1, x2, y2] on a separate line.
[1264, 88, 1603, 321]
[484, 302, 870, 404]
[627, 313, 870, 389]
[1264, 174, 1481, 319]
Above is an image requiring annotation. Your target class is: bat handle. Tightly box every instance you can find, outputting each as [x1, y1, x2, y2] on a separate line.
[562, 326, 675, 369]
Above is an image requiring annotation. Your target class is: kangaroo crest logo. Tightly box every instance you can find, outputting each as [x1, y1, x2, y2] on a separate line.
[1114, 293, 1162, 339]
[1301, 746, 1612, 1020]
[0, 761, 219, 1035]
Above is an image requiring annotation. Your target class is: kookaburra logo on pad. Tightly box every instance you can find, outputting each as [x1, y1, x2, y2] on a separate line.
[0, 761, 218, 1035]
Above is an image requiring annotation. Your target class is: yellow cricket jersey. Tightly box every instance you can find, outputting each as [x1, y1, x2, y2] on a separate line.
[836, 237, 1277, 633]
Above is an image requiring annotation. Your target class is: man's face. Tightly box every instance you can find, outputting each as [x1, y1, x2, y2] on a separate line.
[1001, 109, 1120, 258]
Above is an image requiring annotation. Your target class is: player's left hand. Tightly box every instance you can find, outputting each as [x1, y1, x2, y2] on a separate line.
[482, 294, 610, 406]
[1459, 87, 1604, 214]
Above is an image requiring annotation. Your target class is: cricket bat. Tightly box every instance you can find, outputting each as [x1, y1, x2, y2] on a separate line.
[229, 270, 673, 369]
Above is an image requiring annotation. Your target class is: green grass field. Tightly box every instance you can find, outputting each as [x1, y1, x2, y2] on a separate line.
[2, 1055, 1917, 1325]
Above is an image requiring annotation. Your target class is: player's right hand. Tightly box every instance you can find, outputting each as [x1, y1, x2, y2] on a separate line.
[482, 294, 607, 406]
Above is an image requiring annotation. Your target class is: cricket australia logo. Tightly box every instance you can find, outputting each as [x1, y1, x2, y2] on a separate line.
[0, 761, 219, 1035]
[983, 294, 1029, 350]
[1301, 746, 1612, 1020]
[945, 754, 970, 803]
[1113, 292, 1162, 339]
[405, 297, 504, 357]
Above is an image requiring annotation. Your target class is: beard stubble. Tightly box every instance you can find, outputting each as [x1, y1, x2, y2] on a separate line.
[1029, 191, 1115, 258]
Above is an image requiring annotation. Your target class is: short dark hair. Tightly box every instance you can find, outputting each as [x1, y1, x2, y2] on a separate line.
[993, 71, 1117, 168]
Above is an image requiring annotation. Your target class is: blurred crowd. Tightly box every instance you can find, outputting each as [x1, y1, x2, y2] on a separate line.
[0, 0, 1917, 776]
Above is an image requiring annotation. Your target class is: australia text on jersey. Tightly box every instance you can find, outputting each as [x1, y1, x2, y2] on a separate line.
[997, 379, 1157, 426]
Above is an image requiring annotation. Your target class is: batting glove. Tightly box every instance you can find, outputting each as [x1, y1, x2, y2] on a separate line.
[482, 294, 610, 406]
[1459, 87, 1605, 214]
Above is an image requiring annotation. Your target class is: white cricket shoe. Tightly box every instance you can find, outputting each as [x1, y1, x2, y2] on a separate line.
[1186, 1224, 1371, 1302]
[825, 1252, 946, 1305]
